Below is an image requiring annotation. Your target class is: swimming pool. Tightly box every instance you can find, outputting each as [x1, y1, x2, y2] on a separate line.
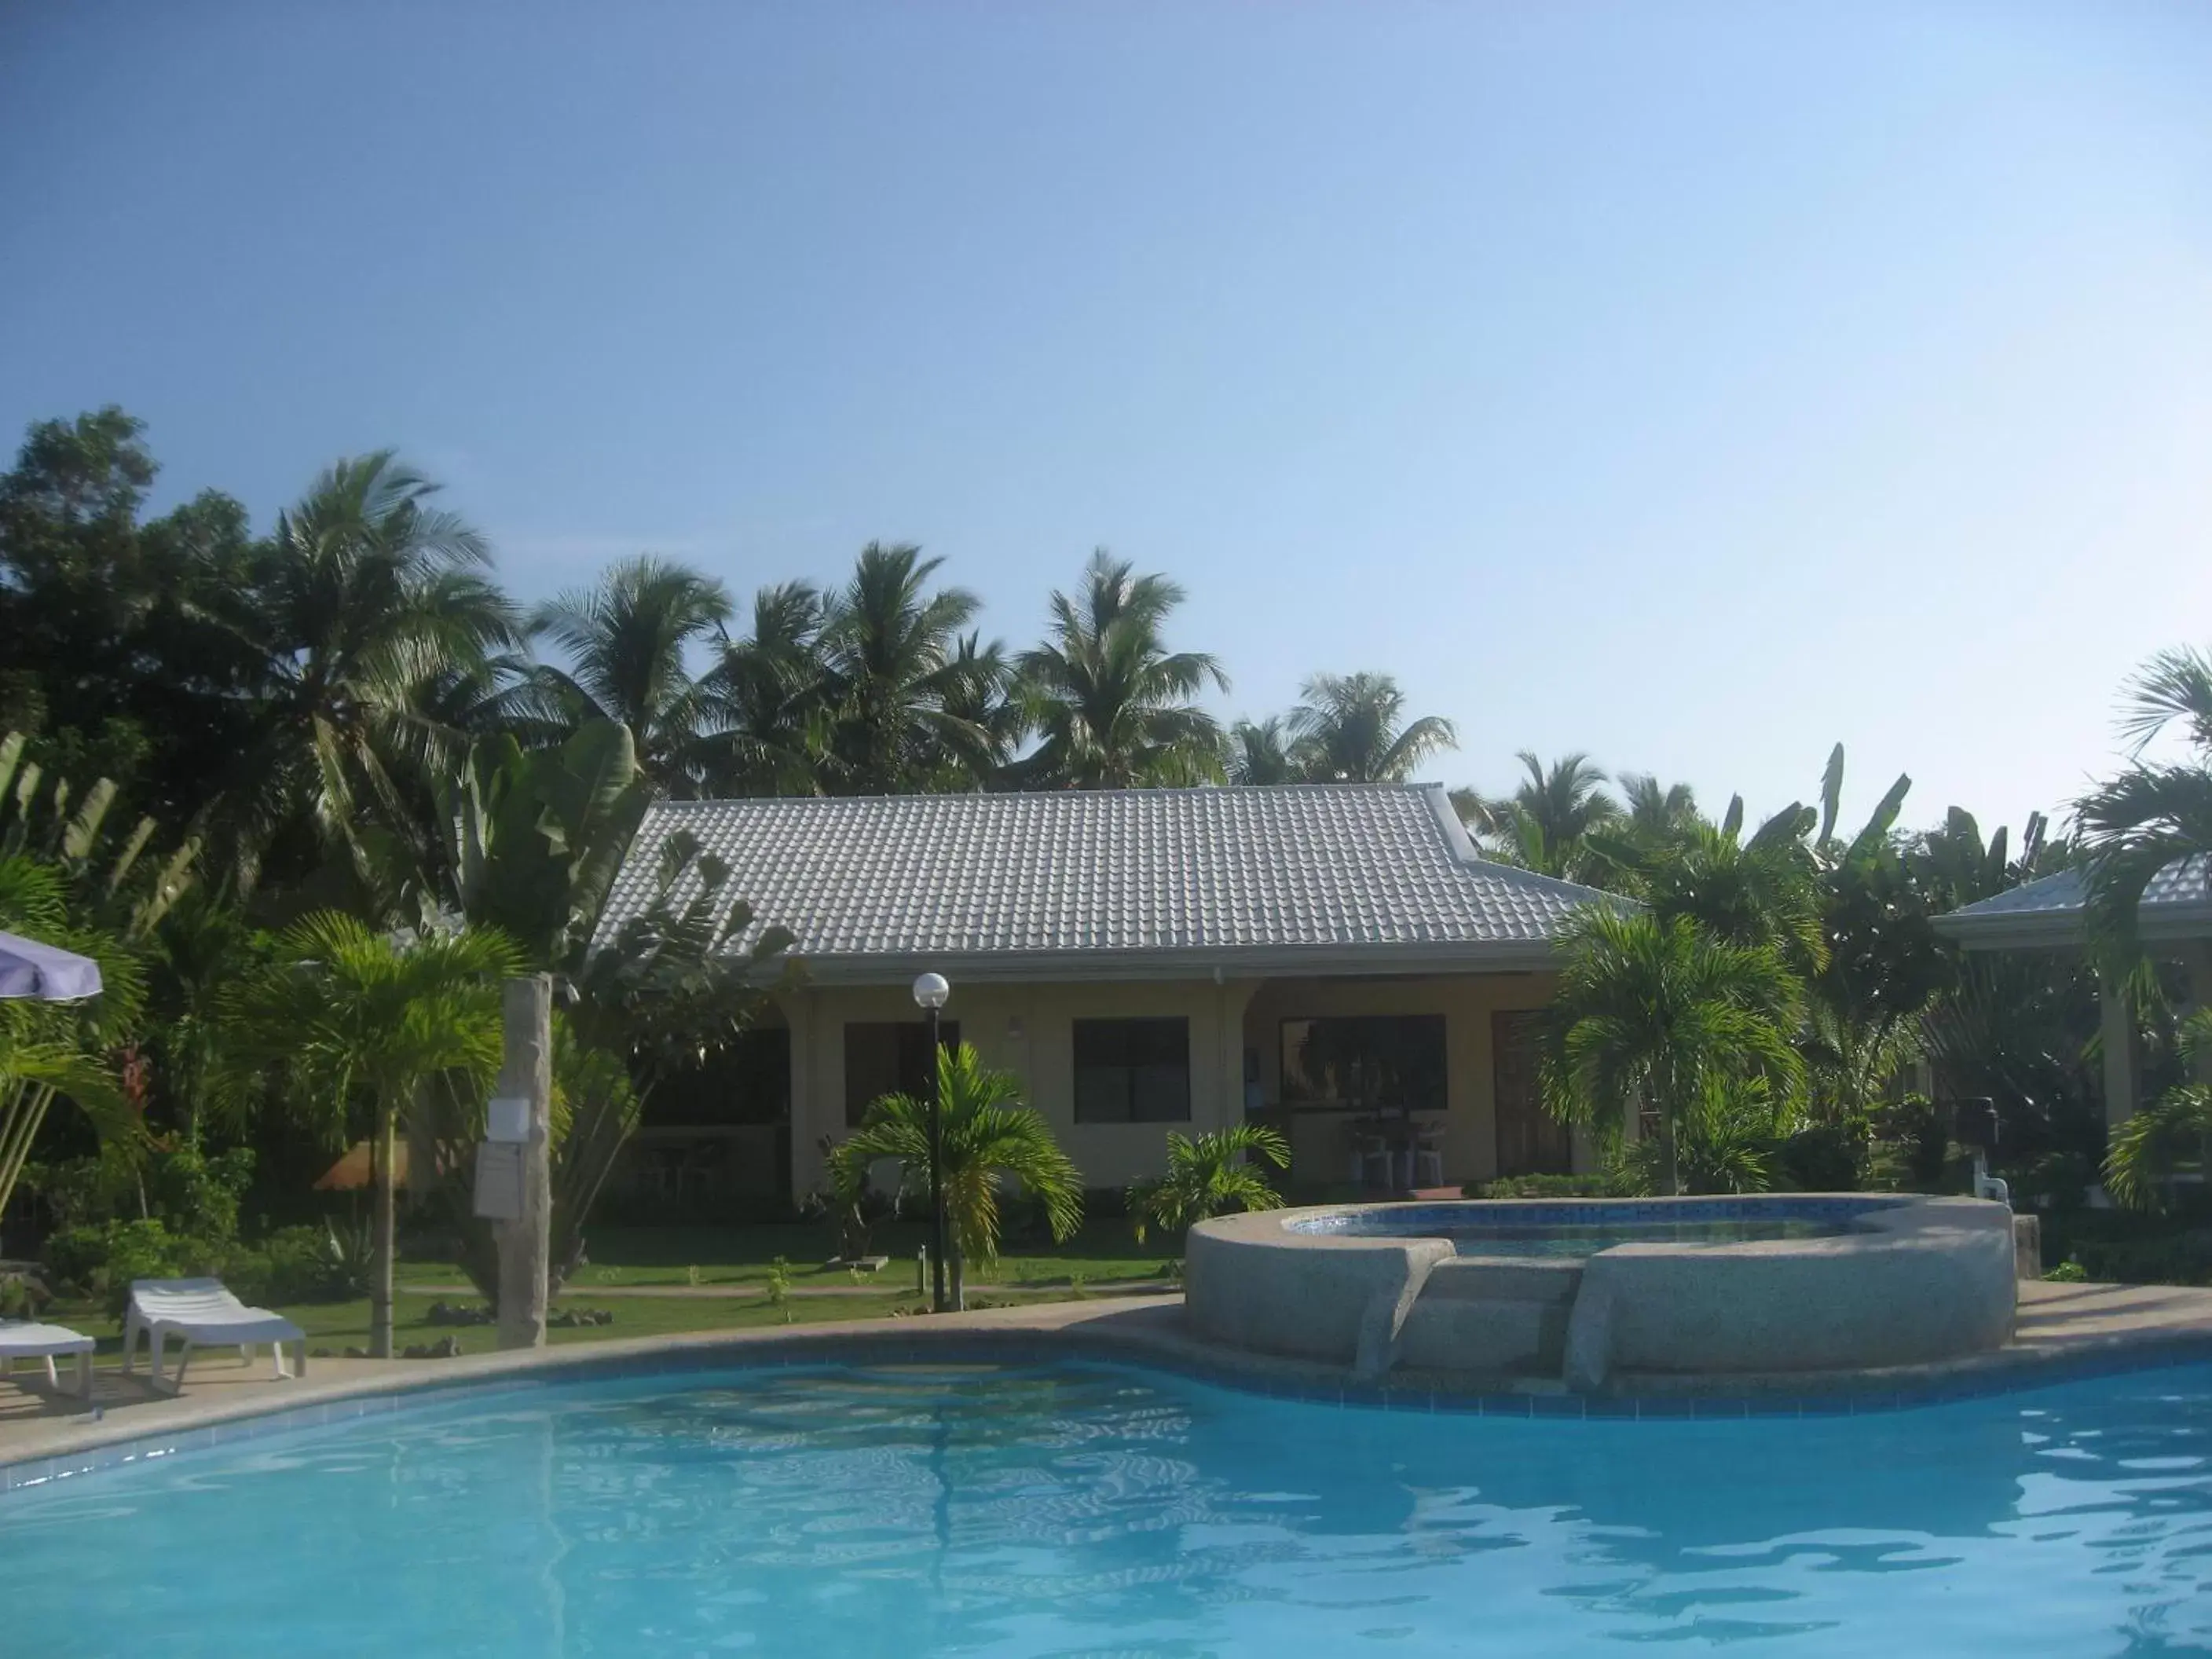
[1192, 1196, 2019, 1381]
[4, 1358, 2209, 1655]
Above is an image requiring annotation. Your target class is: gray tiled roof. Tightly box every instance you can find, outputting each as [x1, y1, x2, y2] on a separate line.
[1934, 855, 2212, 946]
[595, 784, 1612, 983]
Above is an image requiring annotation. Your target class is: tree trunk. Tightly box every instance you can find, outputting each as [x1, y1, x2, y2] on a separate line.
[1660, 1113, 1683, 1196]
[950, 1251, 965, 1313]
[372, 1102, 397, 1359]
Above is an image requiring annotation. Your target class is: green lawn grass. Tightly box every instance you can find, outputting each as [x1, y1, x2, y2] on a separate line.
[46, 1286, 925, 1359]
[42, 1220, 1177, 1363]
[395, 1220, 1175, 1291]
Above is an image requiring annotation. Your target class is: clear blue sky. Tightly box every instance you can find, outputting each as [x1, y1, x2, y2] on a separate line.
[5, 2, 2208, 836]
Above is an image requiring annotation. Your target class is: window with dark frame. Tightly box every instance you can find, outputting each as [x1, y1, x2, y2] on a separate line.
[1073, 1016, 1191, 1123]
[843, 1020, 960, 1126]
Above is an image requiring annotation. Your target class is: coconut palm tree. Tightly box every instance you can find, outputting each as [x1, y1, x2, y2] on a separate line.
[1617, 773, 1701, 845]
[1542, 907, 1804, 1194]
[817, 543, 997, 794]
[1015, 551, 1227, 789]
[207, 452, 518, 892]
[829, 1043, 1082, 1309]
[220, 914, 521, 1356]
[1286, 672, 1456, 784]
[1465, 752, 1620, 881]
[1225, 716, 1298, 785]
[698, 581, 832, 796]
[1126, 1123, 1290, 1245]
[1635, 817, 1827, 975]
[935, 631, 1028, 789]
[526, 555, 733, 795]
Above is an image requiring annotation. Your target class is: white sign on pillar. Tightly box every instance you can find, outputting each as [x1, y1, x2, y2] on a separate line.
[472, 1141, 526, 1221]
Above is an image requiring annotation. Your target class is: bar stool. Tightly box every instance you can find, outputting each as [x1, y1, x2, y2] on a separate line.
[1412, 1128, 1445, 1189]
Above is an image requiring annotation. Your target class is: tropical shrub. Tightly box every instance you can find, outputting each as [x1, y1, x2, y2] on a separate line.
[1607, 1096, 1778, 1196]
[1543, 908, 1804, 1194]
[2104, 1083, 2212, 1211]
[1126, 1125, 1290, 1245]
[800, 1133, 899, 1260]
[2009, 1150, 2099, 1212]
[2102, 1008, 2212, 1211]
[141, 1143, 255, 1239]
[229, 1225, 357, 1306]
[2046, 1220, 2212, 1286]
[1774, 1122, 1866, 1192]
[43, 1218, 218, 1317]
[220, 913, 518, 1357]
[1466, 1174, 1619, 1199]
[31, 1141, 253, 1280]
[830, 1043, 1082, 1309]
[1866, 1093, 1950, 1192]
[34, 1145, 358, 1312]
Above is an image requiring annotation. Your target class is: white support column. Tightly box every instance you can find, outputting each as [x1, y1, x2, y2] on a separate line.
[1214, 978, 1260, 1134]
[2100, 982, 2142, 1131]
[2186, 943, 2212, 1088]
[1571, 1116, 1599, 1178]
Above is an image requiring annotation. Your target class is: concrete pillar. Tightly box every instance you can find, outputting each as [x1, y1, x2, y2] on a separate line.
[1570, 1116, 1599, 1179]
[495, 975, 552, 1351]
[2186, 943, 2212, 1086]
[1214, 978, 1260, 1134]
[2100, 982, 2142, 1131]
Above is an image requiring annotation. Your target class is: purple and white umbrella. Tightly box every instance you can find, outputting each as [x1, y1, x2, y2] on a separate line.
[0, 930, 102, 1001]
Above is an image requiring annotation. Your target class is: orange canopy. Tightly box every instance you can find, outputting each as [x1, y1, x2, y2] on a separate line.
[312, 1141, 410, 1192]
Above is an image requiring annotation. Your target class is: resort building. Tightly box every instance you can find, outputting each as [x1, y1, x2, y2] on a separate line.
[1933, 855, 2212, 1128]
[593, 785, 1613, 1205]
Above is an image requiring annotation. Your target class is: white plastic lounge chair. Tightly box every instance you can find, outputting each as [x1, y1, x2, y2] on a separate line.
[0, 1320, 95, 1397]
[122, 1279, 306, 1392]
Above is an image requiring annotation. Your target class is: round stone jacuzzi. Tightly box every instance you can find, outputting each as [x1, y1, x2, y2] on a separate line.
[1186, 1194, 2019, 1390]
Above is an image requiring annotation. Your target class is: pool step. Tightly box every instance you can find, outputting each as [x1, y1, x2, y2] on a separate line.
[1393, 1259, 1582, 1375]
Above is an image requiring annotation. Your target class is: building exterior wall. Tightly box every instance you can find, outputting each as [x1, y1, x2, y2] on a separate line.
[782, 977, 1254, 1197]
[780, 968, 1563, 1199]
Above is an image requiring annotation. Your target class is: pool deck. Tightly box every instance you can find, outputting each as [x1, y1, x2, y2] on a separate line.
[6, 1279, 2212, 1478]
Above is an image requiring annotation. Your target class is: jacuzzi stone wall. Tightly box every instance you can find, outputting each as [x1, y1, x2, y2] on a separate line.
[1185, 1195, 2019, 1390]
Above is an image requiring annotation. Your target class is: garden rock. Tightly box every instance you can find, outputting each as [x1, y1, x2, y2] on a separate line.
[426, 1300, 498, 1327]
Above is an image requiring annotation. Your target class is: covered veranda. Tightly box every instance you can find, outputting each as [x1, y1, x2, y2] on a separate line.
[1932, 857, 2212, 1128]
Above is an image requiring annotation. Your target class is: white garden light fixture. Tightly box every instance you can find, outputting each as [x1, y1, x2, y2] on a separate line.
[911, 971, 951, 1313]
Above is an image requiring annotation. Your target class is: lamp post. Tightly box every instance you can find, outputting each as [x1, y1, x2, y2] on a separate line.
[912, 971, 951, 1313]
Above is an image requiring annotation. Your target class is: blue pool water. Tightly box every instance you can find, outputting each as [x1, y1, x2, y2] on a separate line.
[1431, 1218, 1847, 1257]
[1285, 1196, 1898, 1258]
[5, 1359, 2211, 1656]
